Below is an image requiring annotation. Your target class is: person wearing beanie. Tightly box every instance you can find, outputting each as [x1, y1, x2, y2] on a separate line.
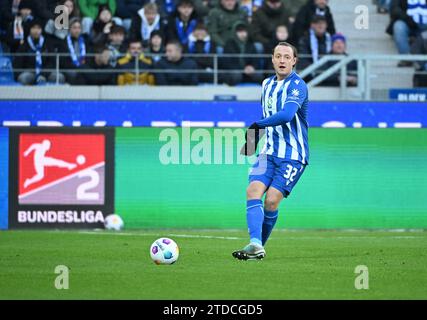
[321, 32, 358, 87]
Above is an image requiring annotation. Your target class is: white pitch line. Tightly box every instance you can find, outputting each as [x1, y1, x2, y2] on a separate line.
[77, 231, 242, 240]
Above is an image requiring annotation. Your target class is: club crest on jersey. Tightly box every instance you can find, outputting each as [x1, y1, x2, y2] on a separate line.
[291, 89, 300, 97]
[267, 96, 273, 108]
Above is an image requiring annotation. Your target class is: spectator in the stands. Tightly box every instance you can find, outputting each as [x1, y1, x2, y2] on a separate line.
[84, 45, 116, 84]
[251, 0, 290, 54]
[148, 30, 165, 63]
[166, 0, 199, 47]
[297, 15, 332, 72]
[45, 0, 81, 50]
[284, 0, 308, 24]
[264, 24, 290, 72]
[321, 33, 357, 87]
[107, 24, 127, 66]
[115, 0, 145, 31]
[187, 23, 216, 83]
[291, 0, 336, 46]
[6, 0, 35, 52]
[78, 0, 117, 35]
[90, 5, 116, 46]
[130, 2, 166, 48]
[411, 30, 427, 87]
[207, 0, 247, 53]
[386, 0, 427, 67]
[155, 40, 198, 85]
[59, 18, 91, 84]
[14, 19, 65, 85]
[220, 21, 263, 86]
[117, 38, 154, 85]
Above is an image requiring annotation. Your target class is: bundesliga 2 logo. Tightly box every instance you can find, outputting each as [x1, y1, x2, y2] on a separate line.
[18, 134, 105, 205]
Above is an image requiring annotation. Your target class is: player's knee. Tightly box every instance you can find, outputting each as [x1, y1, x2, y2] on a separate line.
[246, 184, 263, 200]
[264, 196, 280, 211]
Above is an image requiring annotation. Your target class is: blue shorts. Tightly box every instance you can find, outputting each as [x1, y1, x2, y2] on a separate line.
[248, 154, 306, 198]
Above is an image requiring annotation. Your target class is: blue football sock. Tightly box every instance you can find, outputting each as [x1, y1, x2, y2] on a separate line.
[246, 199, 264, 246]
[262, 209, 278, 245]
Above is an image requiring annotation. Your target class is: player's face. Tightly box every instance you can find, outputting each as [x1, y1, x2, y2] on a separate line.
[272, 45, 296, 80]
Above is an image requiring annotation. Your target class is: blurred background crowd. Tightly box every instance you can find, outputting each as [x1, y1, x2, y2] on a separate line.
[0, 0, 426, 87]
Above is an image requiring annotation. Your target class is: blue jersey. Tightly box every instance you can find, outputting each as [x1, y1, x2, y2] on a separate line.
[259, 71, 309, 164]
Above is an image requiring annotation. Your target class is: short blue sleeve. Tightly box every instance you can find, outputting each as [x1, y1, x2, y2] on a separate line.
[284, 80, 307, 109]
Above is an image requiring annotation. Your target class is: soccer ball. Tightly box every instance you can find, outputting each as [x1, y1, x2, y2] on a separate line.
[104, 214, 124, 231]
[150, 238, 179, 265]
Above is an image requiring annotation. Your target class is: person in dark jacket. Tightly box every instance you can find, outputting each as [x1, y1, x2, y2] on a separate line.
[165, 0, 199, 47]
[251, 0, 290, 53]
[291, 0, 336, 46]
[130, 2, 167, 48]
[297, 15, 332, 73]
[207, 0, 247, 52]
[5, 0, 35, 52]
[154, 39, 198, 85]
[84, 45, 116, 84]
[44, 0, 81, 51]
[90, 5, 116, 46]
[147, 30, 165, 63]
[14, 19, 65, 84]
[115, 0, 145, 31]
[59, 18, 92, 84]
[220, 21, 263, 86]
[187, 23, 216, 83]
[386, 0, 427, 66]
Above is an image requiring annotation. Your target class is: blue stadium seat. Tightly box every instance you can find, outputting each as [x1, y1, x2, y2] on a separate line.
[0, 56, 20, 86]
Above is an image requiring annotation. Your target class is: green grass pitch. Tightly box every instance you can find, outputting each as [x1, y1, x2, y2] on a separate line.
[0, 229, 426, 300]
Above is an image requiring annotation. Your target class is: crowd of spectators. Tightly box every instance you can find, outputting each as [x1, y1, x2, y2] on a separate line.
[0, 0, 358, 86]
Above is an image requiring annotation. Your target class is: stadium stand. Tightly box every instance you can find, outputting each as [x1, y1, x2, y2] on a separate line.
[0, 0, 425, 97]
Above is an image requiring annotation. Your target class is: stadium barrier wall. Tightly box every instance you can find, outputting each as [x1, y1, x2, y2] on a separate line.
[0, 100, 426, 229]
[0, 100, 426, 128]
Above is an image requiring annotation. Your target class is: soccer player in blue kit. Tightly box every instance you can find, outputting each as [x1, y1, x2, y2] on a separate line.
[232, 42, 309, 260]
